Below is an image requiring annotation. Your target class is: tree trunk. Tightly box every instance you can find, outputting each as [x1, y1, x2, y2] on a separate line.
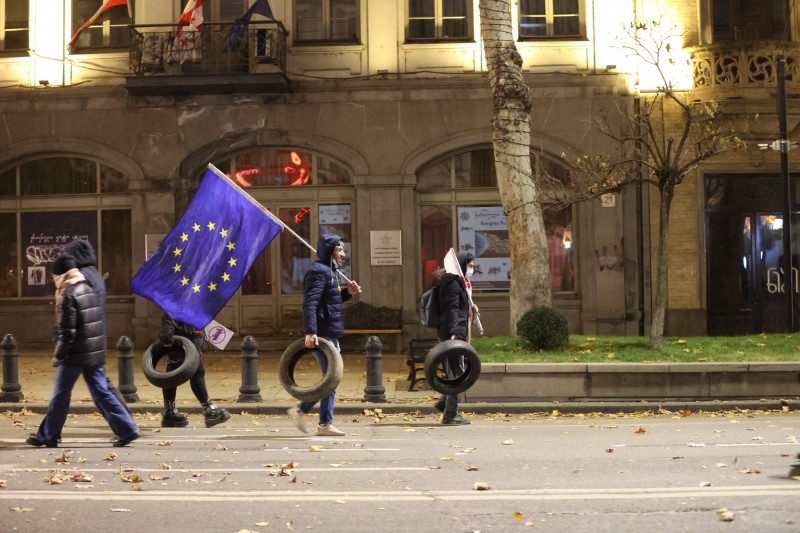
[479, 0, 552, 333]
[649, 183, 675, 349]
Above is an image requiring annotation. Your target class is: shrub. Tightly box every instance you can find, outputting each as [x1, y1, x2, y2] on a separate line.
[517, 306, 569, 351]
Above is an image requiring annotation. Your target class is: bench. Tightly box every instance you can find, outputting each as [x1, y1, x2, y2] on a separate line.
[407, 339, 438, 391]
[342, 329, 403, 352]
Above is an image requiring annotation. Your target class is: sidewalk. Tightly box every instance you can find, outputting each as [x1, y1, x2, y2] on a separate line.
[2, 349, 797, 416]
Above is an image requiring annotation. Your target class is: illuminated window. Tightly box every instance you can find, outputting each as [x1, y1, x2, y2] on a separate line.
[519, 0, 582, 39]
[71, 0, 133, 50]
[712, 0, 789, 41]
[217, 148, 352, 187]
[296, 0, 358, 43]
[407, 0, 471, 41]
[0, 0, 28, 52]
[418, 148, 574, 294]
[0, 156, 132, 298]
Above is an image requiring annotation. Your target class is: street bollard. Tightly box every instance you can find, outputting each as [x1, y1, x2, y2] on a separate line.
[238, 335, 262, 402]
[115, 336, 139, 403]
[363, 335, 387, 403]
[0, 334, 23, 402]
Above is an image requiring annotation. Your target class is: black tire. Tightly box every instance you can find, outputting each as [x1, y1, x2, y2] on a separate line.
[424, 340, 481, 395]
[278, 337, 344, 402]
[142, 336, 201, 389]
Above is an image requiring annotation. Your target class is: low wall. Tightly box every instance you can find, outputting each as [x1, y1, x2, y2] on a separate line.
[465, 362, 800, 402]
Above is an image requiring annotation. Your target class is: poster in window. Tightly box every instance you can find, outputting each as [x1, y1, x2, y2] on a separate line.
[21, 211, 97, 297]
[457, 207, 510, 291]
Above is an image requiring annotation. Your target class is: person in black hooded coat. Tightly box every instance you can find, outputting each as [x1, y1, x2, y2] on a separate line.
[62, 239, 130, 413]
[434, 252, 477, 425]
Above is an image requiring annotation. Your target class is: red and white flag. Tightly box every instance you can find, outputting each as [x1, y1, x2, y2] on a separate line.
[68, 0, 132, 52]
[173, 0, 204, 63]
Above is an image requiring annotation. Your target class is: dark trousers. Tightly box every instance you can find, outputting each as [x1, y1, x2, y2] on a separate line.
[162, 358, 209, 404]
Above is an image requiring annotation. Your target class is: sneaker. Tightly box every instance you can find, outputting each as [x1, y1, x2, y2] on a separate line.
[26, 435, 58, 448]
[316, 424, 345, 436]
[441, 414, 470, 426]
[204, 407, 231, 428]
[113, 432, 140, 447]
[287, 407, 311, 434]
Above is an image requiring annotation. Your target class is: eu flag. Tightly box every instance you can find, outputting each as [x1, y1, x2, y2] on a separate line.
[130, 164, 282, 328]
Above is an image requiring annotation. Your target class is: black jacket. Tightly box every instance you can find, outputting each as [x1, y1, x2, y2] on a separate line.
[54, 281, 106, 367]
[159, 313, 205, 353]
[437, 273, 469, 341]
[63, 240, 106, 317]
[303, 233, 353, 339]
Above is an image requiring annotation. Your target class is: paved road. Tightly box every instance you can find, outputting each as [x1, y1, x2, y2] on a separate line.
[2, 409, 800, 532]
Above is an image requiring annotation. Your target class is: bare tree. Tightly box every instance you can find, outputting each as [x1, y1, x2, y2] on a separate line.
[560, 17, 745, 348]
[479, 0, 552, 332]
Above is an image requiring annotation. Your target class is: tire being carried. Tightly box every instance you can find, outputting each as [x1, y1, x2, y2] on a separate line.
[424, 339, 481, 396]
[278, 337, 344, 402]
[142, 335, 201, 389]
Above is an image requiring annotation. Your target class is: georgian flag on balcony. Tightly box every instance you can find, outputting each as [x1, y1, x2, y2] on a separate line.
[68, 0, 132, 53]
[172, 0, 204, 64]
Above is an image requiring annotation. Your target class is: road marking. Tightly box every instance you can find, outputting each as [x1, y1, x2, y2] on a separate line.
[2, 485, 799, 502]
[6, 467, 432, 473]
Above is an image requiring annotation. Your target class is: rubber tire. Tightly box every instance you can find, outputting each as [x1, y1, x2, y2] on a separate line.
[142, 336, 201, 389]
[278, 337, 344, 402]
[424, 339, 481, 396]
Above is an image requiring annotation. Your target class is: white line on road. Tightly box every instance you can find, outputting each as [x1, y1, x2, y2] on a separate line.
[2, 485, 799, 502]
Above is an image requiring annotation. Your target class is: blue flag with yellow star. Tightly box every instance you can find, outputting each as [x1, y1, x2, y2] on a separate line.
[130, 164, 282, 328]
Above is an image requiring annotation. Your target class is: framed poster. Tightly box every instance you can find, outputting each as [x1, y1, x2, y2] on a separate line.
[21, 211, 97, 297]
[457, 206, 510, 291]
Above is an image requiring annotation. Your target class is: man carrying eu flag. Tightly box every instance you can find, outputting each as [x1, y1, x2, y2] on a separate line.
[288, 234, 361, 436]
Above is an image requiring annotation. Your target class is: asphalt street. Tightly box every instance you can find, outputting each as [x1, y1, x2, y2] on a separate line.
[2, 408, 800, 532]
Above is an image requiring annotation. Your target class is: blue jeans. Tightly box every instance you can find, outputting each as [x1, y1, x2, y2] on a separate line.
[298, 337, 339, 426]
[36, 364, 139, 443]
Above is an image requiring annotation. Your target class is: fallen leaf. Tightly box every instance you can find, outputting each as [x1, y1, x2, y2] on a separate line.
[159, 463, 172, 470]
[634, 427, 646, 434]
[10, 507, 33, 512]
[440, 457, 458, 461]
[110, 508, 130, 512]
[154, 441, 173, 446]
[309, 445, 326, 452]
[214, 444, 227, 451]
[254, 523, 270, 527]
[512, 512, 524, 520]
[71, 473, 94, 483]
[149, 474, 170, 481]
[121, 474, 144, 483]
[54, 453, 69, 463]
[473, 481, 491, 490]
[699, 481, 712, 487]
[502, 439, 514, 445]
[716, 508, 735, 522]
[467, 465, 479, 471]
[130, 485, 143, 491]
[605, 448, 614, 453]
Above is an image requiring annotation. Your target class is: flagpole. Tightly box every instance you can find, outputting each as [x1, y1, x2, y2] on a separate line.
[206, 164, 357, 285]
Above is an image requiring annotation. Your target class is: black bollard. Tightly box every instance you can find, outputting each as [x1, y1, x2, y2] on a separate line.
[0, 334, 23, 402]
[363, 335, 387, 402]
[115, 336, 139, 403]
[238, 335, 261, 402]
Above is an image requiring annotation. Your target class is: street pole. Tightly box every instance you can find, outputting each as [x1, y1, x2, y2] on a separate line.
[777, 55, 794, 332]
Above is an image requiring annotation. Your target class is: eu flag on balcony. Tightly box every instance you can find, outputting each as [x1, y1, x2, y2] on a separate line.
[225, 0, 275, 51]
[130, 164, 282, 329]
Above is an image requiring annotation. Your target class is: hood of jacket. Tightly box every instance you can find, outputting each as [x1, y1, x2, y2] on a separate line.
[63, 240, 98, 268]
[316, 233, 342, 267]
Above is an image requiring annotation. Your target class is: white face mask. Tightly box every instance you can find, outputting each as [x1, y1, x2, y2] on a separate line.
[465, 267, 474, 278]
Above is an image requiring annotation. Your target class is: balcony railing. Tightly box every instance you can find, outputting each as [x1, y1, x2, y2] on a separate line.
[689, 42, 800, 90]
[128, 21, 287, 77]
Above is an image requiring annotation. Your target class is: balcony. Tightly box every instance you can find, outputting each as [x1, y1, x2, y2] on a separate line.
[125, 22, 290, 96]
[689, 42, 800, 97]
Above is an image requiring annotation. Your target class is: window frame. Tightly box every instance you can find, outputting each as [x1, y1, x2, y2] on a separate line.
[294, 0, 360, 44]
[0, 0, 29, 53]
[70, 0, 134, 52]
[406, 0, 473, 42]
[518, 0, 584, 41]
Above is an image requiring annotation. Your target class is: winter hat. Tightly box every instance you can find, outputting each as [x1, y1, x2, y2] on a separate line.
[51, 254, 77, 275]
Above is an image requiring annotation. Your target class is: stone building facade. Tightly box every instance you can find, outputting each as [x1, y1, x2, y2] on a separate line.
[0, 1, 796, 349]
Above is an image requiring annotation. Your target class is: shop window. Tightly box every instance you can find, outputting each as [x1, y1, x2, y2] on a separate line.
[519, 0, 582, 40]
[280, 207, 312, 294]
[220, 148, 352, 187]
[0, 155, 131, 299]
[713, 0, 790, 42]
[296, 0, 359, 43]
[0, 212, 17, 297]
[71, 0, 133, 50]
[407, 0, 471, 41]
[418, 148, 575, 293]
[1, 0, 29, 52]
[241, 247, 273, 295]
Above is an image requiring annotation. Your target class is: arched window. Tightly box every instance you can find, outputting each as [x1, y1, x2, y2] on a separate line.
[215, 148, 352, 187]
[0, 156, 132, 299]
[417, 147, 574, 294]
